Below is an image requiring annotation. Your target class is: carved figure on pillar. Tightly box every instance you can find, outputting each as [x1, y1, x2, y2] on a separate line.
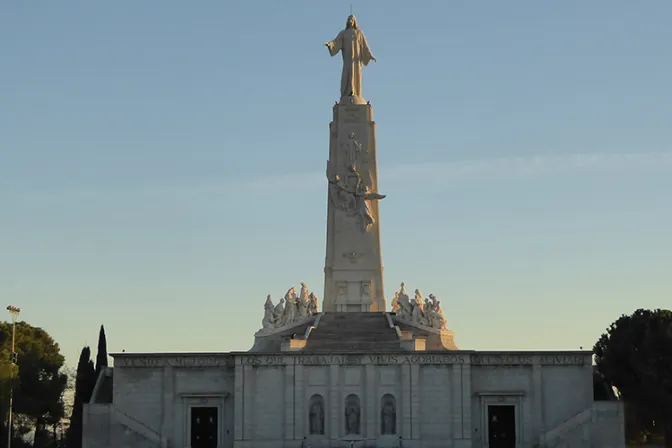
[327, 162, 385, 232]
[325, 15, 376, 101]
[357, 185, 385, 231]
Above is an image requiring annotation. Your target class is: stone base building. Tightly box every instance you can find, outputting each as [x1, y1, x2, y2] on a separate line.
[83, 15, 626, 448]
[83, 312, 625, 448]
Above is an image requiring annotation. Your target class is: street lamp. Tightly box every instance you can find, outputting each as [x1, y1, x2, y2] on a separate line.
[6, 305, 20, 448]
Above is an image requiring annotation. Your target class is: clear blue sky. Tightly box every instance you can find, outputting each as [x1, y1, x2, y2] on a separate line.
[2, 1, 671, 367]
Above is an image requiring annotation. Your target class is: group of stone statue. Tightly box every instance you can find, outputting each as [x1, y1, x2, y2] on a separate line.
[261, 282, 319, 330]
[391, 282, 447, 329]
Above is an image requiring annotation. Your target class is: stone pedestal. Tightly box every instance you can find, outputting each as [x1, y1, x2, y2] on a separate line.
[323, 102, 386, 313]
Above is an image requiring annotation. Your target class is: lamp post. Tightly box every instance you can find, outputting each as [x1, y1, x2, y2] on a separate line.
[6, 305, 20, 448]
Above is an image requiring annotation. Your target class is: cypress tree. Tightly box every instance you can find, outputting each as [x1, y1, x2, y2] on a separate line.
[67, 346, 95, 448]
[95, 325, 108, 377]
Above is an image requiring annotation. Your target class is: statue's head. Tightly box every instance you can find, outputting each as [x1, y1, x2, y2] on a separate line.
[346, 15, 359, 30]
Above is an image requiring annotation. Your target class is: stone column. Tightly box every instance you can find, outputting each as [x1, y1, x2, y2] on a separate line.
[294, 365, 305, 438]
[401, 364, 412, 438]
[234, 365, 244, 443]
[284, 365, 295, 441]
[160, 366, 174, 444]
[410, 364, 421, 440]
[365, 364, 377, 439]
[533, 363, 544, 438]
[242, 365, 254, 440]
[329, 365, 340, 439]
[459, 363, 472, 448]
[323, 103, 386, 312]
[451, 364, 463, 440]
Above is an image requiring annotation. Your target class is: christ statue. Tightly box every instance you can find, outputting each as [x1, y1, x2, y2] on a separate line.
[325, 15, 376, 100]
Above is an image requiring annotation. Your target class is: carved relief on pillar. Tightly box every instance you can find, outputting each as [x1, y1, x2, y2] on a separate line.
[361, 281, 371, 298]
[327, 131, 385, 232]
[391, 282, 448, 330]
[342, 251, 364, 264]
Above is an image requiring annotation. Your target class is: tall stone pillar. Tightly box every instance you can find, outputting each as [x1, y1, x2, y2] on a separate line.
[323, 101, 386, 312]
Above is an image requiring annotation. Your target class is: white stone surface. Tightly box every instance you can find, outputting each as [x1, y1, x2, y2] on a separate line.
[82, 351, 625, 448]
[323, 103, 386, 313]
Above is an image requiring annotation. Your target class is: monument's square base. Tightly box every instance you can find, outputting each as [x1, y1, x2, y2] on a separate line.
[83, 348, 625, 448]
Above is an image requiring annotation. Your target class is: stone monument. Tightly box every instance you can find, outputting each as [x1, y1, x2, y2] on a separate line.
[323, 15, 386, 312]
[82, 15, 626, 448]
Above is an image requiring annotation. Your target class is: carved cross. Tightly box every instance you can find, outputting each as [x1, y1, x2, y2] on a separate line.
[342, 251, 364, 263]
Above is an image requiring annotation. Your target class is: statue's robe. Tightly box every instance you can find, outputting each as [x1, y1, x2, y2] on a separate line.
[326, 27, 375, 99]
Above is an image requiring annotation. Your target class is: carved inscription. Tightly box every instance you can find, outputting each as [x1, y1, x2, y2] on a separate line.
[341, 106, 368, 123]
[119, 353, 587, 368]
[472, 355, 534, 366]
[472, 354, 586, 366]
[538, 355, 586, 365]
[236, 353, 587, 367]
[117, 356, 230, 368]
[238, 354, 468, 366]
[240, 355, 286, 366]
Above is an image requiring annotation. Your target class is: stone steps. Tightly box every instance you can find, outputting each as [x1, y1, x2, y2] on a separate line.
[303, 312, 401, 352]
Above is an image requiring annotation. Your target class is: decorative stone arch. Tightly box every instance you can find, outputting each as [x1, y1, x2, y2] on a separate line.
[380, 393, 397, 434]
[308, 394, 325, 435]
[344, 394, 361, 435]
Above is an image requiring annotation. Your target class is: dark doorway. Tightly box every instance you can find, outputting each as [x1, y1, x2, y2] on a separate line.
[487, 405, 516, 448]
[191, 407, 218, 448]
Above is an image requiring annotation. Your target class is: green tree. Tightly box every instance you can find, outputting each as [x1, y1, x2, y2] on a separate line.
[65, 347, 95, 448]
[0, 321, 68, 448]
[94, 325, 107, 377]
[594, 308, 672, 447]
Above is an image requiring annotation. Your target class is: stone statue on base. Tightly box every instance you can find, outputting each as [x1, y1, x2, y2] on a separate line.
[261, 295, 275, 329]
[308, 292, 319, 314]
[273, 299, 285, 326]
[391, 291, 401, 313]
[309, 399, 325, 435]
[381, 398, 396, 435]
[282, 287, 298, 325]
[345, 396, 361, 435]
[325, 15, 376, 101]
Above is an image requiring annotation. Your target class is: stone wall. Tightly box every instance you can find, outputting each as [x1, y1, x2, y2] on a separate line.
[591, 401, 626, 448]
[82, 351, 625, 448]
[234, 351, 596, 448]
[113, 367, 164, 433]
[99, 354, 235, 448]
